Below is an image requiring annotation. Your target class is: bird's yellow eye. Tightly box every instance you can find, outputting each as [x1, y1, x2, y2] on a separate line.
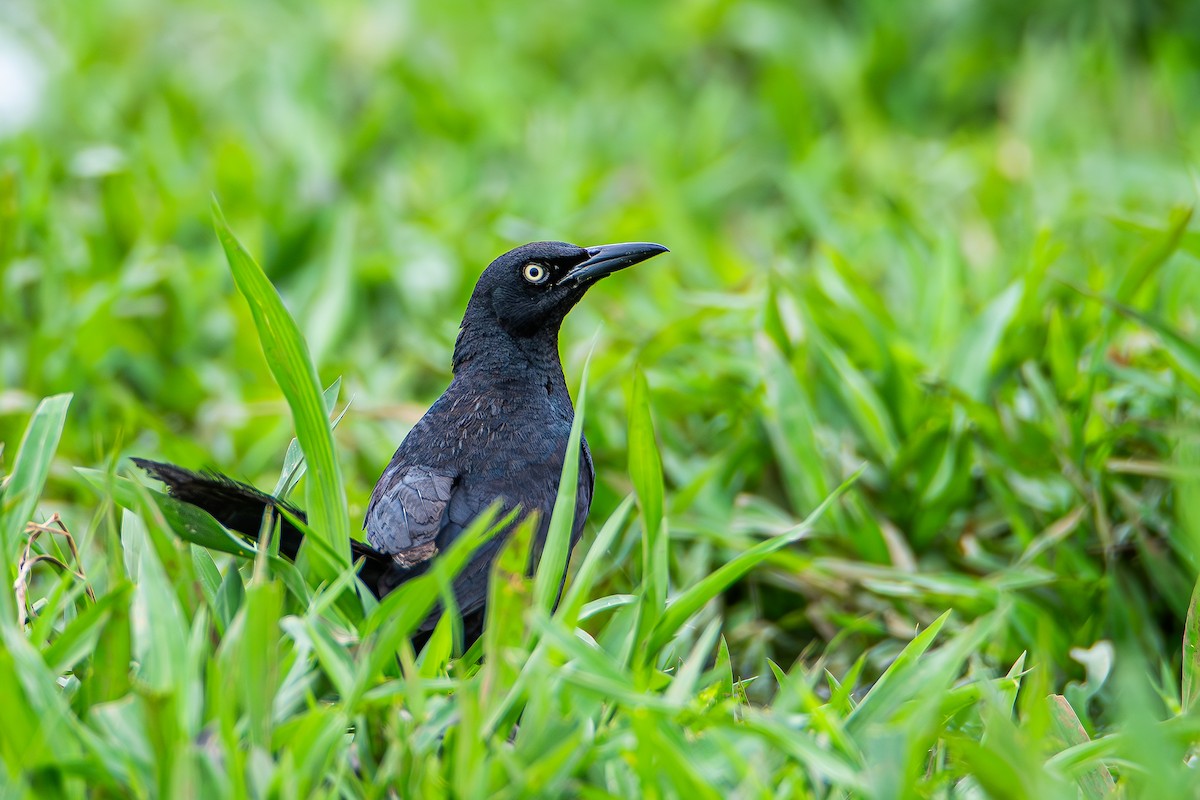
[522, 263, 549, 284]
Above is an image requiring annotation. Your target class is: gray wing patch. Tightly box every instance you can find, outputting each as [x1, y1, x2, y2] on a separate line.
[365, 465, 456, 567]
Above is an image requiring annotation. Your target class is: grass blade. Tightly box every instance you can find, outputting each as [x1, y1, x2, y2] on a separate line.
[556, 494, 635, 627]
[629, 368, 667, 634]
[211, 200, 350, 574]
[814, 333, 899, 464]
[130, 521, 189, 693]
[532, 343, 593, 614]
[757, 335, 829, 513]
[273, 377, 345, 498]
[42, 583, 132, 675]
[1184, 575, 1200, 712]
[845, 610, 954, 734]
[1047, 694, 1116, 798]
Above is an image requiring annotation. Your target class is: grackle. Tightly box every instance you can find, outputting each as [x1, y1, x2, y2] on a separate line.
[134, 240, 668, 648]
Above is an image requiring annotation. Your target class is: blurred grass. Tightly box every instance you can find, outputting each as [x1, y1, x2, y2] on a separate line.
[3, 0, 1200, 795]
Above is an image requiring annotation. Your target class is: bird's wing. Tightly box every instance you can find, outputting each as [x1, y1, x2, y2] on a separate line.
[575, 435, 595, 545]
[364, 464, 457, 567]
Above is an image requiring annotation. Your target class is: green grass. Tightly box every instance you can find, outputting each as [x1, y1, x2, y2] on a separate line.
[3, 0, 1200, 796]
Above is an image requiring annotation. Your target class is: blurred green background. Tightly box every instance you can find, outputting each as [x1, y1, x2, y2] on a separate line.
[4, 0, 1200, 750]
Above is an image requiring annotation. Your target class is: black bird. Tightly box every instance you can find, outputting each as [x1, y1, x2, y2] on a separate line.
[134, 240, 668, 647]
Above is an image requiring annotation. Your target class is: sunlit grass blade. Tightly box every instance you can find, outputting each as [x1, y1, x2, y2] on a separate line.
[92, 528, 134, 705]
[1077, 207, 1192, 414]
[129, 519, 189, 693]
[307, 614, 358, 698]
[628, 367, 667, 635]
[577, 593, 636, 621]
[531, 342, 593, 614]
[361, 503, 511, 638]
[212, 559, 245, 634]
[0, 624, 86, 770]
[853, 613, 996, 785]
[192, 546, 222, 605]
[738, 712, 865, 790]
[352, 505, 513, 709]
[845, 609, 951, 733]
[239, 582, 284, 746]
[211, 199, 350, 573]
[484, 512, 538, 651]
[628, 712, 723, 800]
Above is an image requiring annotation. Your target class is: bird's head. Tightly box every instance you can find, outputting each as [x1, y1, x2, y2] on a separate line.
[467, 240, 669, 338]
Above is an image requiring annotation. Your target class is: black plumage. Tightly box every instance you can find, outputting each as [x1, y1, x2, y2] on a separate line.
[134, 239, 668, 647]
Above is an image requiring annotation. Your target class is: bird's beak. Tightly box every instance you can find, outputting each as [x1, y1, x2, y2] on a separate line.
[560, 242, 669, 285]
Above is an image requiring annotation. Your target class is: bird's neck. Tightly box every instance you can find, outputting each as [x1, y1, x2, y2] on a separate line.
[451, 321, 568, 391]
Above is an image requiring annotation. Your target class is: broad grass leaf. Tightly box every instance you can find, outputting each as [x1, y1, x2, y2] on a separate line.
[299, 614, 355, 699]
[664, 617, 721, 705]
[1113, 206, 1192, 305]
[274, 706, 350, 796]
[578, 593, 637, 621]
[353, 505, 512, 708]
[240, 581, 283, 746]
[211, 200, 350, 574]
[738, 712, 865, 790]
[131, 524, 189, 693]
[1100, 296, 1200, 397]
[360, 503, 510, 638]
[480, 514, 539, 722]
[419, 612, 456, 676]
[628, 711, 722, 800]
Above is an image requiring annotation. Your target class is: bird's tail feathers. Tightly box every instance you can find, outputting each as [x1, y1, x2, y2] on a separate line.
[130, 458, 308, 559]
[131, 458, 401, 593]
